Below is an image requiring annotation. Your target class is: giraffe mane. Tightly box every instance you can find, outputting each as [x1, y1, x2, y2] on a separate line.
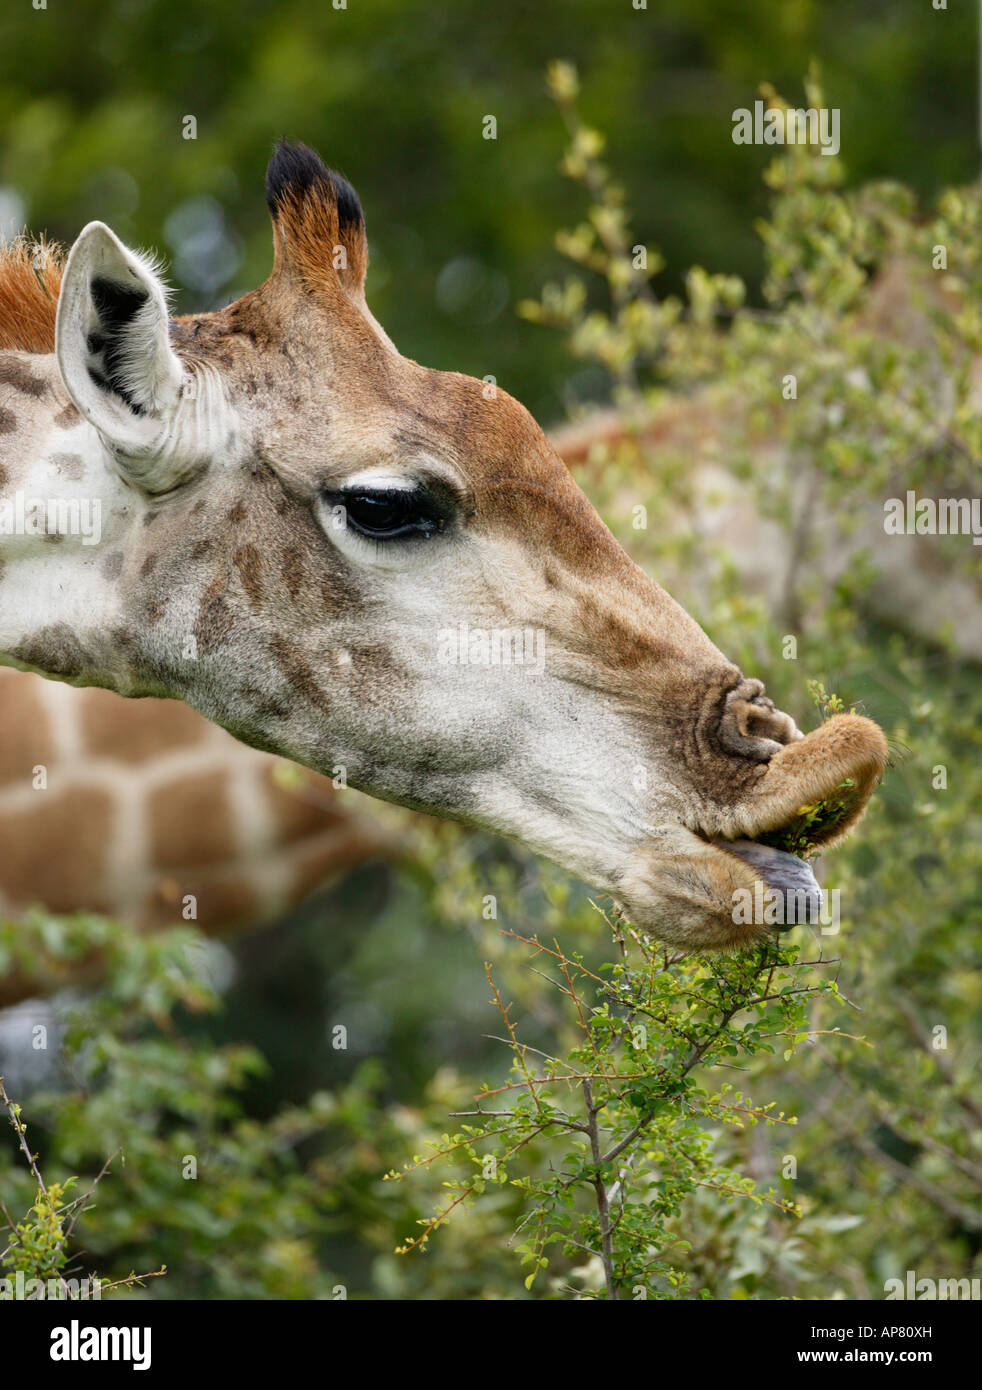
[0, 234, 66, 354]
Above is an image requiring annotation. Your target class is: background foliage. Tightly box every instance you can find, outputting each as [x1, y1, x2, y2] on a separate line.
[1, 2, 980, 1300]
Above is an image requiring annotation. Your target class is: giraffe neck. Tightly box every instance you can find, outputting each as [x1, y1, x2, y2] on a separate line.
[0, 350, 142, 691]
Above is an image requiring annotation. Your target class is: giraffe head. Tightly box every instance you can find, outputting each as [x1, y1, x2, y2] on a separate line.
[0, 141, 888, 950]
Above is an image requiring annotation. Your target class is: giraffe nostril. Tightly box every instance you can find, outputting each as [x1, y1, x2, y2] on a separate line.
[718, 679, 801, 762]
[745, 700, 801, 745]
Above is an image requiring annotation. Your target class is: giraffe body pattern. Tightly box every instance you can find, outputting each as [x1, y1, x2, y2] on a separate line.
[0, 667, 392, 942]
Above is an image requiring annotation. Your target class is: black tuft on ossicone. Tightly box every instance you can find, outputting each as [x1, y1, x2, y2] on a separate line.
[264, 139, 364, 233]
[265, 140, 330, 212]
[332, 172, 364, 235]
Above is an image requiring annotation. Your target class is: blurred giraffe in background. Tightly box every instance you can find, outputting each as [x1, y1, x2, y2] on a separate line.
[0, 666, 397, 1006]
[552, 258, 982, 662]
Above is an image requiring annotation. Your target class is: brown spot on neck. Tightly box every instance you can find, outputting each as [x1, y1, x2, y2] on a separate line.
[0, 358, 48, 398]
[11, 623, 89, 679]
[270, 635, 332, 715]
[281, 546, 306, 600]
[194, 574, 234, 653]
[233, 543, 264, 610]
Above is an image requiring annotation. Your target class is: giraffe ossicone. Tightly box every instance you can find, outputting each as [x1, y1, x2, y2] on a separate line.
[0, 140, 888, 951]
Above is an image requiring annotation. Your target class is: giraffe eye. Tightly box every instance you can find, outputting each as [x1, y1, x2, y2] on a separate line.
[328, 487, 446, 540]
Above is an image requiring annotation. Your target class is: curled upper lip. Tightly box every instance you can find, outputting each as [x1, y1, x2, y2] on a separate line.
[688, 712, 890, 849]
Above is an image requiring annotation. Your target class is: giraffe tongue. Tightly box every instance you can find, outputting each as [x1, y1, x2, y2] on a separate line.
[710, 837, 823, 928]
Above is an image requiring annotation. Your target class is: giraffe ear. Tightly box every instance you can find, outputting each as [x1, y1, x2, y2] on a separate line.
[265, 140, 368, 301]
[55, 221, 185, 456]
